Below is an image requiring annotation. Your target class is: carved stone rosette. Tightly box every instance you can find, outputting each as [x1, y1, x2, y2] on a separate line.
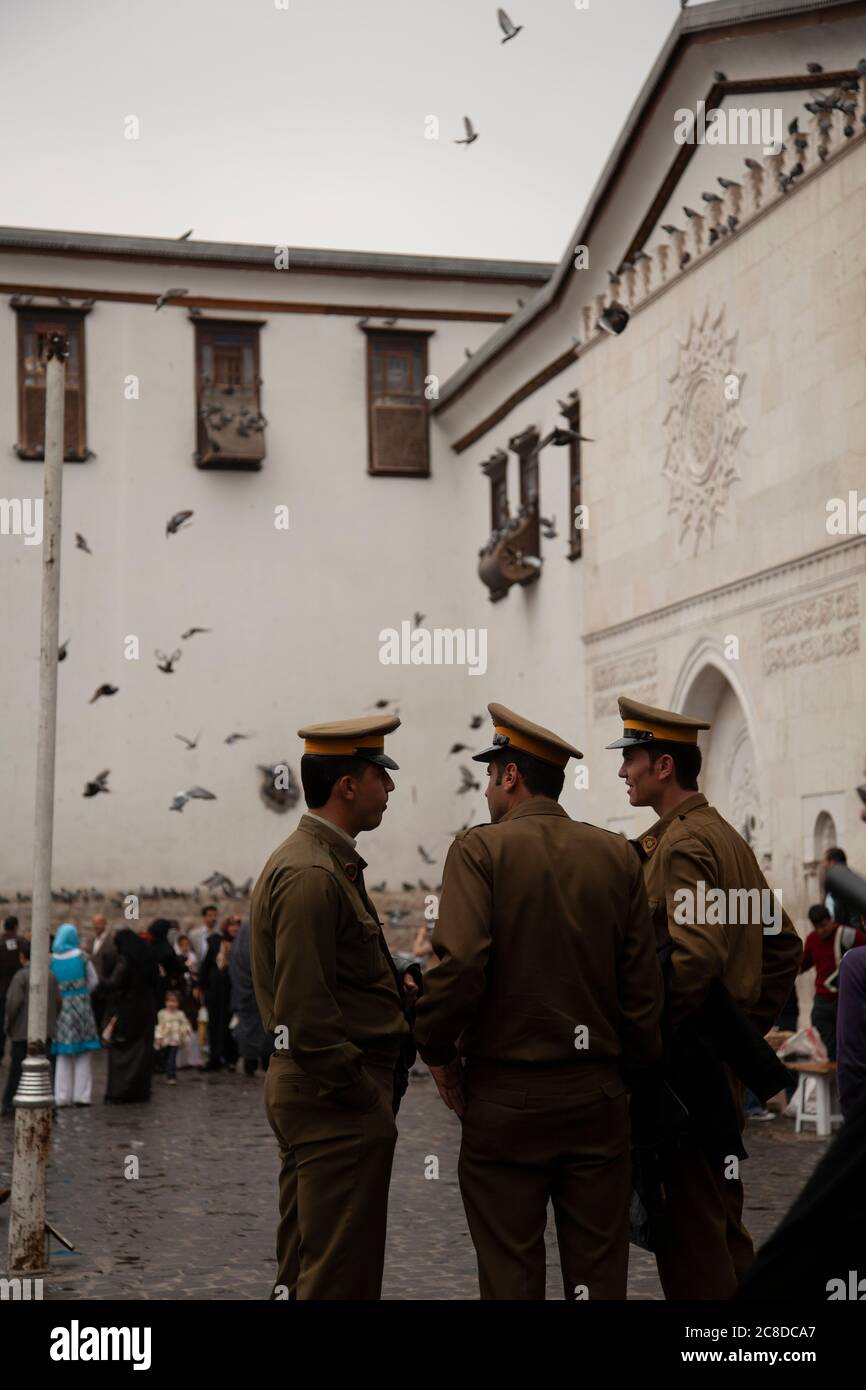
[662, 305, 747, 554]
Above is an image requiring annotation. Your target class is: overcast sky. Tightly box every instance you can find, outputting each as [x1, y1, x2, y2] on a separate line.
[1, 0, 705, 264]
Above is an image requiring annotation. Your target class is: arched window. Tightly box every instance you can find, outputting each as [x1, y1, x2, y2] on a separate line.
[813, 811, 837, 863]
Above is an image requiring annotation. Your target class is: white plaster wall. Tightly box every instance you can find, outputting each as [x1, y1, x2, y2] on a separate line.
[0, 252, 540, 891]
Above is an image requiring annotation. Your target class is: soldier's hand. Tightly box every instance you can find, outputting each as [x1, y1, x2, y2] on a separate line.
[402, 972, 419, 1000]
[428, 1059, 466, 1118]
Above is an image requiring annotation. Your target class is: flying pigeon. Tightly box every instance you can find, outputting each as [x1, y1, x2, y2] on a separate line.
[58, 639, 69, 662]
[449, 742, 470, 755]
[174, 731, 201, 750]
[418, 845, 435, 864]
[75, 532, 92, 554]
[181, 627, 210, 640]
[178, 229, 193, 240]
[455, 116, 478, 146]
[539, 427, 594, 448]
[83, 770, 110, 798]
[171, 785, 217, 812]
[458, 765, 481, 795]
[89, 684, 118, 703]
[166, 510, 193, 536]
[155, 649, 182, 673]
[470, 715, 483, 729]
[224, 732, 252, 745]
[497, 8, 522, 42]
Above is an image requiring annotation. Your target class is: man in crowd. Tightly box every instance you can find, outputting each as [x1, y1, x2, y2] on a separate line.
[1, 941, 62, 1117]
[607, 696, 802, 1300]
[0, 916, 21, 1065]
[415, 703, 662, 1300]
[251, 715, 411, 1300]
[800, 903, 866, 1061]
[88, 912, 117, 1033]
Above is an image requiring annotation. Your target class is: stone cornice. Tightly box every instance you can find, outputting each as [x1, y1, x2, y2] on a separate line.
[583, 535, 866, 651]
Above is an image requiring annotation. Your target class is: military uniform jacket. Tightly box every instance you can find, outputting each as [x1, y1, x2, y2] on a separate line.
[250, 814, 409, 1109]
[635, 793, 802, 1029]
[414, 798, 663, 1072]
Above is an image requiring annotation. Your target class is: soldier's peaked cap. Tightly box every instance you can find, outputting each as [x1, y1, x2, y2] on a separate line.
[297, 714, 400, 770]
[472, 703, 582, 769]
[606, 696, 710, 749]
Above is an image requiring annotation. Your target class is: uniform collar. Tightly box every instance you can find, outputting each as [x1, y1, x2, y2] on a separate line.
[299, 812, 368, 877]
[637, 793, 708, 857]
[500, 797, 570, 824]
[304, 811, 357, 850]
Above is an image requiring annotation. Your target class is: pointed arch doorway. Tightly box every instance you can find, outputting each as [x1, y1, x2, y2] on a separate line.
[671, 647, 766, 866]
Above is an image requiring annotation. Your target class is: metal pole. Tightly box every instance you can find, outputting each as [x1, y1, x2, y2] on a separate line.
[7, 332, 68, 1272]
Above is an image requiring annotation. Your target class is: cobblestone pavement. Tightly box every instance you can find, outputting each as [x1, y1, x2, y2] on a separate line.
[0, 1051, 824, 1301]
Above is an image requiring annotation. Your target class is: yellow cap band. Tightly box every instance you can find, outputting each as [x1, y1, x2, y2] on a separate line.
[303, 734, 385, 755]
[494, 725, 569, 768]
[623, 719, 698, 745]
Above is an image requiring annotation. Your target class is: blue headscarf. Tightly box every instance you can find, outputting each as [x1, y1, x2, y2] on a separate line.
[51, 922, 87, 988]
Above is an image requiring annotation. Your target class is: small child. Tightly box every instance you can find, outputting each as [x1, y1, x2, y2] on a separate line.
[154, 991, 193, 1084]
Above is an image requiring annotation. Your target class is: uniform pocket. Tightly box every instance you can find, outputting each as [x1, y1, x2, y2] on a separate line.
[343, 912, 385, 984]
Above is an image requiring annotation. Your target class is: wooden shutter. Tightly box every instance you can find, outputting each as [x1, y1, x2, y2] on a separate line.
[195, 321, 265, 470]
[560, 394, 583, 560]
[16, 310, 88, 461]
[366, 331, 431, 476]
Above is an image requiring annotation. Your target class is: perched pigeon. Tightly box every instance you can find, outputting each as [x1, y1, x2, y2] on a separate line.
[154, 288, 189, 311]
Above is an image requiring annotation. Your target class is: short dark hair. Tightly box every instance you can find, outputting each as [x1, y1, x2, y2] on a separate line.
[4, 916, 19, 932]
[490, 749, 564, 801]
[301, 754, 371, 810]
[201, 904, 218, 917]
[808, 903, 831, 927]
[825, 846, 847, 865]
[18, 940, 30, 961]
[645, 741, 702, 792]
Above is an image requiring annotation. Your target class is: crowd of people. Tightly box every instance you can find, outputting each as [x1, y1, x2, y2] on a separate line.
[0, 904, 274, 1115]
[0, 853, 864, 1125]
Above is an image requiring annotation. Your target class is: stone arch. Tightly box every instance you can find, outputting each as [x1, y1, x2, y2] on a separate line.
[669, 638, 767, 860]
[813, 810, 837, 861]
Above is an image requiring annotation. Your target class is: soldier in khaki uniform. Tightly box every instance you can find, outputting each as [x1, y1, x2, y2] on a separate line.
[250, 715, 411, 1301]
[414, 704, 663, 1301]
[607, 696, 803, 1299]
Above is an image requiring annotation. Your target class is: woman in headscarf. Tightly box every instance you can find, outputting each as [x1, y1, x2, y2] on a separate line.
[50, 923, 101, 1106]
[147, 919, 186, 1072]
[148, 919, 186, 1009]
[103, 928, 160, 1103]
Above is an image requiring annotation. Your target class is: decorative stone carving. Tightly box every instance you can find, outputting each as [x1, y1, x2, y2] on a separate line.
[591, 650, 658, 719]
[761, 583, 860, 674]
[728, 731, 763, 850]
[662, 305, 746, 554]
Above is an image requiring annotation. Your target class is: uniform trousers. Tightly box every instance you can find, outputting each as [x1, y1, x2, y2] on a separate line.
[264, 1055, 398, 1300]
[458, 1060, 631, 1300]
[654, 1143, 754, 1299]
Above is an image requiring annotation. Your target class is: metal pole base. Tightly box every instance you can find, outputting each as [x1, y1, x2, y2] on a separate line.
[13, 1055, 55, 1107]
[7, 1060, 54, 1273]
